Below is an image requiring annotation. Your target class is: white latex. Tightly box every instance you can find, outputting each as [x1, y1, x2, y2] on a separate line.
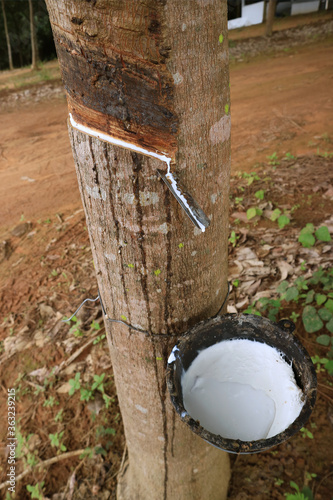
[181, 339, 304, 441]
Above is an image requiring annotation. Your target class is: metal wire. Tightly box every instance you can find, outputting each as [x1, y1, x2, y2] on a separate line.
[62, 282, 231, 332]
[62, 296, 100, 322]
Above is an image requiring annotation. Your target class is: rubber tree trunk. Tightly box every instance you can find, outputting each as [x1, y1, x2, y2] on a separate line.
[266, 0, 277, 37]
[45, 1, 231, 498]
[29, 0, 38, 70]
[1, 0, 14, 70]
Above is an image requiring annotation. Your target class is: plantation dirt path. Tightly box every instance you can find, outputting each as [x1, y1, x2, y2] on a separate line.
[0, 38, 332, 230]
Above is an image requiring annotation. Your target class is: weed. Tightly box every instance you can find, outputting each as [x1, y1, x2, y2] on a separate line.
[26, 482, 45, 500]
[68, 372, 81, 395]
[93, 334, 106, 345]
[68, 316, 83, 338]
[238, 171, 261, 186]
[229, 230, 240, 247]
[235, 196, 243, 205]
[54, 409, 64, 422]
[255, 189, 265, 200]
[285, 480, 314, 500]
[300, 427, 313, 439]
[284, 152, 296, 160]
[267, 152, 280, 166]
[49, 431, 67, 452]
[43, 396, 59, 408]
[247, 207, 262, 220]
[90, 320, 101, 331]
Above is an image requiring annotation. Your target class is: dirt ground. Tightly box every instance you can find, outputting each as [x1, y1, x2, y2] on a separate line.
[0, 14, 333, 500]
[1, 37, 333, 229]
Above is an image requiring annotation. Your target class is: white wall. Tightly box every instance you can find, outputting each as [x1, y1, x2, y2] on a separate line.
[291, 1, 320, 15]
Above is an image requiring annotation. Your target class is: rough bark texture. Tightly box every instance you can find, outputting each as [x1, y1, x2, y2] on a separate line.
[266, 0, 277, 37]
[29, 0, 38, 70]
[1, 0, 14, 70]
[46, 1, 231, 498]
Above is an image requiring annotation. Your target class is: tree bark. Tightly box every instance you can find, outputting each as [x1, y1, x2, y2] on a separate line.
[1, 0, 14, 70]
[45, 1, 231, 498]
[29, 0, 38, 70]
[266, 0, 277, 37]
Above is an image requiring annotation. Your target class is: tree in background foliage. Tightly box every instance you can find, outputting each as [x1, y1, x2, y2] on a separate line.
[0, 0, 56, 71]
[266, 0, 277, 36]
[45, 0, 231, 498]
[1, 0, 13, 70]
[29, 0, 39, 69]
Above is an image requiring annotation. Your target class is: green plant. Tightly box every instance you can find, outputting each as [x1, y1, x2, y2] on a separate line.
[26, 482, 45, 500]
[311, 354, 332, 374]
[238, 171, 260, 186]
[267, 152, 280, 166]
[49, 431, 67, 452]
[68, 316, 83, 338]
[43, 396, 59, 407]
[305, 472, 317, 481]
[255, 189, 265, 200]
[300, 426, 314, 439]
[68, 372, 81, 395]
[55, 409, 64, 422]
[235, 196, 243, 205]
[284, 152, 296, 160]
[93, 334, 106, 345]
[91, 320, 101, 331]
[299, 224, 331, 247]
[229, 230, 239, 247]
[243, 303, 262, 316]
[270, 208, 290, 229]
[247, 207, 262, 220]
[285, 480, 314, 500]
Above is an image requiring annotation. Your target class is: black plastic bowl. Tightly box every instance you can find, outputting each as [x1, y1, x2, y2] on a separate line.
[166, 314, 317, 454]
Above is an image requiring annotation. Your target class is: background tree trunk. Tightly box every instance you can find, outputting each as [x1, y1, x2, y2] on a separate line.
[266, 0, 277, 37]
[29, 0, 38, 70]
[46, 1, 231, 498]
[1, 0, 14, 70]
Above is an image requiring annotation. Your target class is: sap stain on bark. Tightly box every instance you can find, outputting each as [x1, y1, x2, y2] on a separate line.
[52, 3, 178, 157]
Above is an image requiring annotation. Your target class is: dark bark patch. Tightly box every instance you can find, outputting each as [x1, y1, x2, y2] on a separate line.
[70, 17, 83, 25]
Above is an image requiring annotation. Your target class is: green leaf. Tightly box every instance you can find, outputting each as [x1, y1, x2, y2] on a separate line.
[178, 243, 184, 248]
[224, 103, 229, 114]
[301, 223, 315, 234]
[255, 190, 264, 200]
[247, 207, 257, 220]
[302, 306, 324, 333]
[278, 215, 290, 229]
[247, 207, 262, 220]
[219, 33, 224, 43]
[298, 232, 315, 248]
[154, 269, 161, 276]
[315, 293, 327, 306]
[325, 299, 333, 313]
[316, 334, 331, 346]
[315, 225, 331, 242]
[285, 287, 299, 302]
[290, 481, 300, 492]
[270, 208, 281, 221]
[301, 485, 314, 500]
[121, 315, 127, 321]
[318, 308, 332, 321]
[127, 263, 134, 268]
[277, 281, 289, 294]
[326, 318, 333, 333]
[324, 359, 333, 376]
[305, 290, 315, 304]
